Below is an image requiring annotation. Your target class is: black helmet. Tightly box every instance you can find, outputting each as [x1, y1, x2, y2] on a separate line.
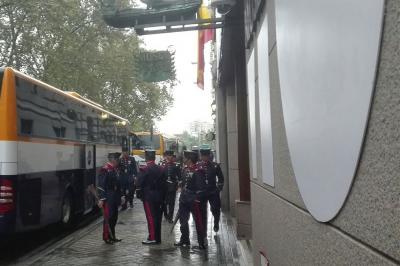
[164, 150, 174, 156]
[145, 150, 156, 161]
[108, 152, 121, 160]
[199, 148, 211, 156]
[183, 150, 198, 164]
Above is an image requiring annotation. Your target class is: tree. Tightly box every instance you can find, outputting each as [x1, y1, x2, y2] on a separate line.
[0, 0, 174, 131]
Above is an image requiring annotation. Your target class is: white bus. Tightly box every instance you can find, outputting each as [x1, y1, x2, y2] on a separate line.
[0, 67, 129, 233]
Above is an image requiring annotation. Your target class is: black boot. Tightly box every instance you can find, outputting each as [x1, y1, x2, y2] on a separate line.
[198, 243, 207, 250]
[213, 223, 219, 232]
[104, 239, 114, 245]
[193, 243, 207, 250]
[174, 241, 190, 247]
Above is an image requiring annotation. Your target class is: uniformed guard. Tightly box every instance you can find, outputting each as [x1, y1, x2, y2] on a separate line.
[199, 147, 224, 232]
[97, 152, 122, 244]
[136, 150, 165, 245]
[160, 150, 180, 223]
[174, 151, 207, 249]
[118, 148, 138, 209]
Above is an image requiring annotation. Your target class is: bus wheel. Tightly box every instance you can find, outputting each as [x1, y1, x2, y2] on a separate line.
[61, 192, 74, 228]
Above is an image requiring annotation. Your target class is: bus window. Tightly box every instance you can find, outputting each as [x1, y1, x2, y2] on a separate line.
[20, 119, 33, 135]
[48, 91, 63, 138]
[75, 112, 83, 141]
[121, 136, 128, 151]
[135, 135, 161, 150]
[105, 118, 114, 144]
[52, 126, 66, 138]
[87, 116, 95, 141]
[64, 107, 78, 140]
[16, 77, 52, 138]
[0, 69, 3, 96]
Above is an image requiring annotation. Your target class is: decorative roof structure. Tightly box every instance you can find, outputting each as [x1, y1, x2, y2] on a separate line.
[102, 0, 201, 28]
[101, 0, 225, 35]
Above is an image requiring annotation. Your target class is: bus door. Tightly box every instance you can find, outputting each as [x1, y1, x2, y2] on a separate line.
[83, 145, 96, 213]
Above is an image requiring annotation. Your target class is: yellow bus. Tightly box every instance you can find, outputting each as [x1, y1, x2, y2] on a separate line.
[130, 132, 186, 164]
[131, 132, 166, 163]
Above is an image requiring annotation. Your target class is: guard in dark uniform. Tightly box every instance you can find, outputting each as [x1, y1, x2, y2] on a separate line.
[174, 151, 207, 249]
[118, 149, 138, 209]
[136, 150, 165, 245]
[199, 147, 224, 232]
[160, 150, 180, 223]
[97, 152, 122, 244]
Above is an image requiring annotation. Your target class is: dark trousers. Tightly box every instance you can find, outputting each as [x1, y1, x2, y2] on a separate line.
[179, 200, 206, 245]
[143, 201, 162, 242]
[127, 183, 135, 206]
[103, 202, 118, 241]
[121, 182, 135, 208]
[208, 192, 221, 226]
[163, 191, 176, 220]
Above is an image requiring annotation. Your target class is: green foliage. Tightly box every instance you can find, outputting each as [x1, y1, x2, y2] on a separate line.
[135, 50, 176, 83]
[0, 0, 175, 131]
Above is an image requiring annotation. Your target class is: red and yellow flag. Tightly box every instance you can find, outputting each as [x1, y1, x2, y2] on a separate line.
[197, 5, 215, 90]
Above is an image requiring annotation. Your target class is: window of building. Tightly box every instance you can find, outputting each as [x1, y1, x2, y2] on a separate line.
[0, 69, 4, 96]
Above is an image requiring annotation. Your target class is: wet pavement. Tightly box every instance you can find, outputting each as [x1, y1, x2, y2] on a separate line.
[15, 197, 249, 266]
[0, 211, 100, 265]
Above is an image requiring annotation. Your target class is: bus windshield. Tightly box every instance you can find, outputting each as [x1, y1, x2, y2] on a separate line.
[135, 134, 161, 150]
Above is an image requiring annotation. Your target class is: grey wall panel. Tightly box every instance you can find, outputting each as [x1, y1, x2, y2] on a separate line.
[275, 0, 385, 222]
[257, 14, 274, 187]
[332, 0, 400, 260]
[251, 183, 396, 266]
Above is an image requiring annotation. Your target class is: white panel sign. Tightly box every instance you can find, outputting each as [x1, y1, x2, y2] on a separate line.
[257, 15, 274, 187]
[247, 50, 258, 179]
[276, 0, 384, 221]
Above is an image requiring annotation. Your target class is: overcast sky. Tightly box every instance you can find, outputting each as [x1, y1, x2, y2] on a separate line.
[141, 31, 214, 136]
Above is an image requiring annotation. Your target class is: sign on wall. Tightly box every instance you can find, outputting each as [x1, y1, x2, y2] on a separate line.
[246, 50, 258, 179]
[275, 0, 385, 222]
[257, 14, 274, 187]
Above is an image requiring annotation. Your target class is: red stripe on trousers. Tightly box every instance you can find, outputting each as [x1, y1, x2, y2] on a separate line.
[103, 203, 110, 240]
[193, 201, 204, 234]
[144, 201, 155, 241]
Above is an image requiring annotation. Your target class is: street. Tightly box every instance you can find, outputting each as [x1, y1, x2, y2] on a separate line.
[2, 199, 251, 266]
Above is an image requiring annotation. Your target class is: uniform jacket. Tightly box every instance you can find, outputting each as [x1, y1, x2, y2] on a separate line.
[136, 161, 165, 203]
[118, 155, 138, 186]
[179, 164, 207, 205]
[198, 160, 224, 193]
[97, 162, 121, 206]
[160, 160, 181, 192]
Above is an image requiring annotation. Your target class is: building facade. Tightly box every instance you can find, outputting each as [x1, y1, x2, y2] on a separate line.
[217, 0, 400, 265]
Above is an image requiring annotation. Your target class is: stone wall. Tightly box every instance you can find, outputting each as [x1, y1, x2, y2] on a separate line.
[250, 0, 400, 265]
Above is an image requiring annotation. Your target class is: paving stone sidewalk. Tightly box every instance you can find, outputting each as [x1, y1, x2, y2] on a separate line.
[26, 198, 247, 266]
